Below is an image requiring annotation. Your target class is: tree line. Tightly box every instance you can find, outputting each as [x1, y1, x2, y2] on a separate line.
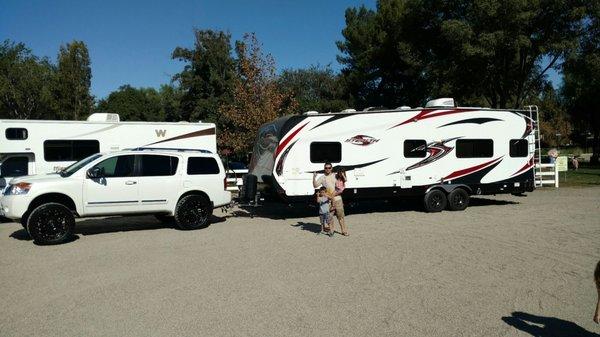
[0, 0, 599, 161]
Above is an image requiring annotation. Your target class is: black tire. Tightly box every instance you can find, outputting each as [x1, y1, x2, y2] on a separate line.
[447, 188, 469, 211]
[154, 214, 175, 224]
[423, 189, 447, 213]
[174, 195, 212, 230]
[26, 203, 75, 245]
[20, 213, 29, 229]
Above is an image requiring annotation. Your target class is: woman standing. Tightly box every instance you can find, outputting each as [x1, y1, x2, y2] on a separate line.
[333, 169, 349, 236]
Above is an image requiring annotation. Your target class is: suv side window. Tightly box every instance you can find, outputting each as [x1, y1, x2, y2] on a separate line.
[139, 155, 179, 176]
[187, 157, 220, 175]
[93, 155, 135, 178]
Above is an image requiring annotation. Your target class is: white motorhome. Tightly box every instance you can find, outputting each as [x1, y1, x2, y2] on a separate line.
[244, 98, 539, 212]
[0, 113, 217, 188]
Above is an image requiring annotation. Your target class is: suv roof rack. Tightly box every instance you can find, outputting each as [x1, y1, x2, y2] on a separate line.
[127, 147, 213, 154]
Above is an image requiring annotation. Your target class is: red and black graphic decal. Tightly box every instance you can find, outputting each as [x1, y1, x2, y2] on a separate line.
[407, 137, 461, 171]
[442, 157, 503, 182]
[388, 108, 476, 129]
[309, 114, 354, 131]
[438, 118, 502, 128]
[308, 158, 388, 174]
[275, 140, 296, 176]
[274, 122, 309, 157]
[511, 157, 534, 177]
[345, 135, 380, 146]
[521, 117, 535, 138]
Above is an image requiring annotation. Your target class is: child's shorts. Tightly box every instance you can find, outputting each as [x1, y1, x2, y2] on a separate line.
[319, 213, 330, 225]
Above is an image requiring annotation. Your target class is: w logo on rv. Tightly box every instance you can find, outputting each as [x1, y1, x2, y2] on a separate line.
[155, 129, 167, 137]
[345, 135, 379, 146]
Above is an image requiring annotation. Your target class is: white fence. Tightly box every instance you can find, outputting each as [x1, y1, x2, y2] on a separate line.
[535, 163, 558, 187]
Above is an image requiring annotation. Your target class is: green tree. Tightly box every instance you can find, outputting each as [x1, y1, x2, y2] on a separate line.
[0, 40, 57, 119]
[220, 33, 297, 156]
[97, 85, 162, 121]
[55, 40, 93, 120]
[532, 84, 572, 147]
[563, 2, 600, 162]
[172, 29, 236, 123]
[278, 65, 349, 113]
[338, 0, 586, 109]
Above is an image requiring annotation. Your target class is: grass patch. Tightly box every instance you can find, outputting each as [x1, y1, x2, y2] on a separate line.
[556, 165, 600, 186]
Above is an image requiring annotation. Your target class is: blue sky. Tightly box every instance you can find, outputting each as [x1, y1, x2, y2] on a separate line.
[1, 0, 376, 99]
[1, 0, 559, 100]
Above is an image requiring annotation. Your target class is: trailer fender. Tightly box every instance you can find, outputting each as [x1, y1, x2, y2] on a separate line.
[425, 184, 472, 195]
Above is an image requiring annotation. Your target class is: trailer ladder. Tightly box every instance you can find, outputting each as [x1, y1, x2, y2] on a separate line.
[524, 105, 545, 186]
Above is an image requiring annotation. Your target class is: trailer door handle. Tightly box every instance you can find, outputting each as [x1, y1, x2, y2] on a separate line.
[125, 181, 137, 185]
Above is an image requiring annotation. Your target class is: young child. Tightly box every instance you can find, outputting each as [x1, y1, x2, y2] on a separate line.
[594, 260, 600, 324]
[316, 186, 332, 236]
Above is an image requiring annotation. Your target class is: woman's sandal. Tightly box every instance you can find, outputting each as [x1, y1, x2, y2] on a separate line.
[341, 232, 350, 236]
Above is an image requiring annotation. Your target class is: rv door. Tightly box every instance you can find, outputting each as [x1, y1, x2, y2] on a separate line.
[0, 154, 34, 188]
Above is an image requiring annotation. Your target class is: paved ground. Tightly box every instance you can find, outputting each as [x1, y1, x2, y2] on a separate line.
[0, 187, 599, 337]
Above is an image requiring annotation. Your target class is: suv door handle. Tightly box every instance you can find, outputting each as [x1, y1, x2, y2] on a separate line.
[125, 181, 137, 185]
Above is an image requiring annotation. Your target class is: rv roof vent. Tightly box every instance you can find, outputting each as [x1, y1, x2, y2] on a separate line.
[303, 111, 319, 115]
[87, 113, 120, 122]
[341, 109, 356, 113]
[425, 98, 455, 108]
[397, 106, 411, 110]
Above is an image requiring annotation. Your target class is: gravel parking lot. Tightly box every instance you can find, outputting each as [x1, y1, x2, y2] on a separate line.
[1, 187, 599, 337]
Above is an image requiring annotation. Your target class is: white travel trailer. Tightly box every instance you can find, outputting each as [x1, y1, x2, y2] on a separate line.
[0, 113, 217, 188]
[244, 98, 539, 212]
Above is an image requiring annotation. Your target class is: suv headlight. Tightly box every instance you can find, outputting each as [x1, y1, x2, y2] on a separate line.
[4, 183, 31, 195]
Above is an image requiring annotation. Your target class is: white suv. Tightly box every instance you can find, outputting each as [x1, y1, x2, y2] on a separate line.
[0, 148, 231, 245]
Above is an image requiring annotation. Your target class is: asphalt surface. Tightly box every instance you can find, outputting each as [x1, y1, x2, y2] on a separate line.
[0, 187, 599, 336]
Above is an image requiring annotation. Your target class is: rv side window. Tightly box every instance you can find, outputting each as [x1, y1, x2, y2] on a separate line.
[139, 155, 179, 176]
[5, 128, 28, 140]
[92, 155, 135, 178]
[509, 139, 528, 157]
[187, 157, 220, 175]
[456, 139, 493, 158]
[310, 142, 342, 163]
[44, 140, 100, 162]
[404, 140, 427, 158]
[0, 156, 29, 177]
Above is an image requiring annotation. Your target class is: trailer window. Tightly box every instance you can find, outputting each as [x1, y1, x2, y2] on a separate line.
[404, 140, 427, 158]
[187, 157, 220, 175]
[456, 139, 493, 158]
[5, 128, 28, 140]
[310, 142, 342, 163]
[509, 139, 528, 157]
[44, 140, 100, 162]
[0, 156, 28, 177]
[139, 155, 179, 176]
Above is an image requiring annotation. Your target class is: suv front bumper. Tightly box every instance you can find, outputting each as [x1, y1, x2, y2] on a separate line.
[0, 194, 31, 220]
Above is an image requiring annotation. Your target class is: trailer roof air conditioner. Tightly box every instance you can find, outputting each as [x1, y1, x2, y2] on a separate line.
[87, 113, 120, 122]
[425, 98, 455, 108]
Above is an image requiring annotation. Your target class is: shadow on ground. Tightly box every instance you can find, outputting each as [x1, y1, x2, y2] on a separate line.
[232, 196, 519, 220]
[10, 214, 227, 242]
[502, 311, 599, 337]
[291, 221, 322, 233]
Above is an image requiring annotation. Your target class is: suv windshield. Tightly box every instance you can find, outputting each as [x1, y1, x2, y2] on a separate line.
[59, 153, 103, 177]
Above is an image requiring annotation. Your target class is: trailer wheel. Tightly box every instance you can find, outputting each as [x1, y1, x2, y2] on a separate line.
[174, 195, 212, 230]
[423, 190, 447, 213]
[26, 203, 75, 245]
[447, 188, 469, 211]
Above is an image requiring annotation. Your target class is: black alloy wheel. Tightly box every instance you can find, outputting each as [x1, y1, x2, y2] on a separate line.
[447, 188, 469, 211]
[174, 195, 212, 230]
[423, 189, 447, 213]
[26, 203, 75, 245]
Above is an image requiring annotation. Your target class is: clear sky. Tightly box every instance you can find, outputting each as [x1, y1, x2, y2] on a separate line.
[1, 0, 376, 99]
[1, 0, 559, 100]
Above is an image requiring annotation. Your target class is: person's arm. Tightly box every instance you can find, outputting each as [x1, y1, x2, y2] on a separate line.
[313, 172, 320, 188]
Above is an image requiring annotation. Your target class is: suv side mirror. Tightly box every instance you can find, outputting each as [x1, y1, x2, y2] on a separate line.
[87, 167, 104, 179]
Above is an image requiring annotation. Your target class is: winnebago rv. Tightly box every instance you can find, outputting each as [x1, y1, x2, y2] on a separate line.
[0, 113, 216, 188]
[244, 98, 539, 212]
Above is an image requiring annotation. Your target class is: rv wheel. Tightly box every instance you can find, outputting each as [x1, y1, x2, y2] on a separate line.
[26, 203, 75, 245]
[447, 188, 469, 211]
[174, 195, 212, 230]
[423, 190, 447, 213]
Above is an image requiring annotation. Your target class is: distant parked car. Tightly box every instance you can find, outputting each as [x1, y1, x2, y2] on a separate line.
[0, 148, 231, 245]
[224, 161, 248, 192]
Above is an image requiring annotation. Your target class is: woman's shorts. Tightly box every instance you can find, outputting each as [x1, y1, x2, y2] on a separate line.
[332, 199, 345, 217]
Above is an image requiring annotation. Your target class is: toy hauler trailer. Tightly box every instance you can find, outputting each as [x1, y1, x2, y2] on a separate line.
[243, 98, 539, 212]
[0, 113, 216, 189]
